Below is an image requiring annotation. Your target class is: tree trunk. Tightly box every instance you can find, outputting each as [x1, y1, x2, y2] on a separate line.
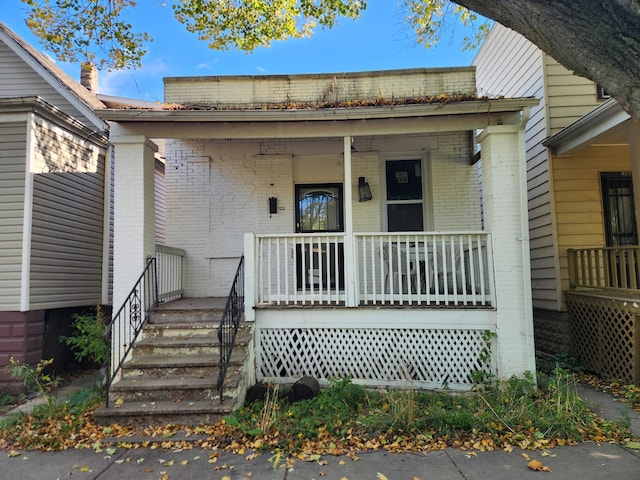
[456, 0, 640, 119]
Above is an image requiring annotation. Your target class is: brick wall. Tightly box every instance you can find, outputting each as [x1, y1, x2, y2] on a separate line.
[164, 132, 482, 297]
[0, 310, 44, 393]
[164, 68, 476, 107]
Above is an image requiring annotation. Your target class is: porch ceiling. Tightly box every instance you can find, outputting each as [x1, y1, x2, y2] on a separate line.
[98, 98, 538, 140]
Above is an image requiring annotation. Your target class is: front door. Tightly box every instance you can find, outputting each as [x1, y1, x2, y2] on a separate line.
[295, 184, 345, 289]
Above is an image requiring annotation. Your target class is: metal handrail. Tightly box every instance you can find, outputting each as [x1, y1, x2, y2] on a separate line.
[102, 256, 158, 407]
[217, 255, 245, 403]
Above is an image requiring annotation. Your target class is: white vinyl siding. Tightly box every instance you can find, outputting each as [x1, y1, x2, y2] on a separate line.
[0, 122, 27, 310]
[154, 157, 166, 245]
[28, 120, 105, 309]
[473, 24, 558, 310]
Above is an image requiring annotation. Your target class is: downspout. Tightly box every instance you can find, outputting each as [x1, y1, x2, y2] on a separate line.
[518, 106, 537, 377]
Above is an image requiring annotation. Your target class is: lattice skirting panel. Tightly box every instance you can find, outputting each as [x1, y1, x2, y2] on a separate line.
[566, 292, 640, 383]
[256, 327, 492, 390]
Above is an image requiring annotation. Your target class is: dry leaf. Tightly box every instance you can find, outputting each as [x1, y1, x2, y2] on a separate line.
[527, 459, 552, 472]
[339, 460, 346, 465]
[246, 473, 253, 478]
[377, 474, 389, 480]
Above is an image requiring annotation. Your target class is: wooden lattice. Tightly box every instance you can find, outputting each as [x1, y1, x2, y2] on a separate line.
[257, 327, 492, 390]
[567, 292, 640, 382]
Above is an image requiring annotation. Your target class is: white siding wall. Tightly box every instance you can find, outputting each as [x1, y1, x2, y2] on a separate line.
[473, 24, 558, 310]
[0, 121, 27, 310]
[154, 158, 166, 245]
[165, 133, 481, 297]
[29, 118, 105, 309]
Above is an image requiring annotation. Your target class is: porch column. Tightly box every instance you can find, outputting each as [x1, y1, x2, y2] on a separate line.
[477, 125, 536, 379]
[343, 136, 357, 307]
[111, 134, 157, 312]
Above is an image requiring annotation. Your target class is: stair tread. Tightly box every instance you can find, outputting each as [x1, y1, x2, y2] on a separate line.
[124, 351, 246, 368]
[94, 398, 237, 417]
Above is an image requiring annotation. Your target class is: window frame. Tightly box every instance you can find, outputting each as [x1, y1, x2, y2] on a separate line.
[380, 153, 432, 232]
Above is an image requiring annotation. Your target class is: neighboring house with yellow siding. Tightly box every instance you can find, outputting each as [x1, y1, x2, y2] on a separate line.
[474, 23, 639, 382]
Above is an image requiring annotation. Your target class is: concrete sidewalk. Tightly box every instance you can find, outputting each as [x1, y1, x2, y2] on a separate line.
[0, 441, 638, 480]
[1, 375, 640, 479]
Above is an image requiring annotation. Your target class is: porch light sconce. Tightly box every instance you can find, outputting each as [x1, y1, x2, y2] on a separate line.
[358, 177, 372, 202]
[269, 197, 278, 215]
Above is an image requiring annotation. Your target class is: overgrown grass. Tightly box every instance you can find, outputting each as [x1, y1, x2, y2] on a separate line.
[228, 370, 630, 453]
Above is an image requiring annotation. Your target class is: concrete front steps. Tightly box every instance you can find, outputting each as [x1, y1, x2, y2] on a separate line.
[94, 301, 253, 426]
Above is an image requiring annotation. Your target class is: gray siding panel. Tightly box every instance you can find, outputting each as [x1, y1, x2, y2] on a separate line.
[0, 122, 26, 310]
[29, 121, 105, 309]
[0, 42, 92, 125]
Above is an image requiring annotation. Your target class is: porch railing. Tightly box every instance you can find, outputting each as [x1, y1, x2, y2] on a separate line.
[155, 244, 185, 302]
[568, 246, 640, 290]
[254, 232, 494, 307]
[103, 256, 158, 407]
[217, 255, 245, 402]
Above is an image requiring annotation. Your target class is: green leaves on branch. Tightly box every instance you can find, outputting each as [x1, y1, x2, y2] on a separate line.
[401, 0, 490, 51]
[173, 0, 366, 51]
[20, 0, 488, 71]
[21, 0, 150, 70]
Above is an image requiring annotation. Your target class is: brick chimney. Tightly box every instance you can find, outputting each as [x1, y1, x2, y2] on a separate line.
[80, 62, 98, 93]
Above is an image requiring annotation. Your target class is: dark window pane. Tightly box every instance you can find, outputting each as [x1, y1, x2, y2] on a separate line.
[296, 185, 343, 232]
[387, 204, 423, 231]
[386, 159, 422, 200]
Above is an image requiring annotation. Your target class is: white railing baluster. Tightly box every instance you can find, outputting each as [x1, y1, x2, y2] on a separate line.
[253, 232, 493, 308]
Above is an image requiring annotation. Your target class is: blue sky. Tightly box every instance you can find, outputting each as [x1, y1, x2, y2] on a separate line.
[3, 1, 479, 103]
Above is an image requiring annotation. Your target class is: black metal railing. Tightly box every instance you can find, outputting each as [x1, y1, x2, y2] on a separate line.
[103, 256, 158, 407]
[217, 255, 245, 403]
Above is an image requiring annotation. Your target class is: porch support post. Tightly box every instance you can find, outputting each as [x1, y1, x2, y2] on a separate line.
[111, 134, 158, 313]
[628, 120, 640, 236]
[343, 136, 357, 307]
[477, 124, 536, 380]
[244, 233, 256, 322]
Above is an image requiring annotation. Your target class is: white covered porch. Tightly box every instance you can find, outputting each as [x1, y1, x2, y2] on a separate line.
[99, 68, 538, 390]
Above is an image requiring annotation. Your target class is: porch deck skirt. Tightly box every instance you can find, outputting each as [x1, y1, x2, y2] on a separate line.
[256, 326, 492, 390]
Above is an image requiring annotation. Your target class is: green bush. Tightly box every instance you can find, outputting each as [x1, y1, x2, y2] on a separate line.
[60, 306, 107, 366]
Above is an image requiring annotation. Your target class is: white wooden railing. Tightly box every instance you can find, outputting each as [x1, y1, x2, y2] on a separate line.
[155, 244, 185, 302]
[251, 232, 494, 307]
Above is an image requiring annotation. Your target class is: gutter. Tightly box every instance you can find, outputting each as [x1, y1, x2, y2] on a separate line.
[96, 98, 539, 123]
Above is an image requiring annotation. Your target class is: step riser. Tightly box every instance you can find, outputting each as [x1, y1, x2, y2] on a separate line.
[134, 345, 222, 357]
[145, 325, 253, 338]
[112, 387, 219, 402]
[133, 342, 249, 358]
[142, 327, 217, 339]
[94, 411, 229, 426]
[149, 310, 223, 324]
[123, 366, 219, 378]
[112, 381, 242, 403]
